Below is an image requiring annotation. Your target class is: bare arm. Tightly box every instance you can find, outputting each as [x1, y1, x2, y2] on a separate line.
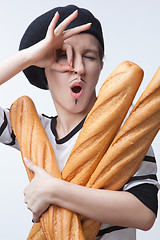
[0, 50, 31, 85]
[50, 177, 156, 231]
[24, 158, 156, 230]
[0, 11, 91, 85]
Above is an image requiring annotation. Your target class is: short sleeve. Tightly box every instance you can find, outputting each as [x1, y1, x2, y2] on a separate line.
[123, 146, 159, 215]
[0, 106, 19, 149]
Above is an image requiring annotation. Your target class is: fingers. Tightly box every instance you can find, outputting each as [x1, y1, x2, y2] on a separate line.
[62, 43, 73, 67]
[24, 191, 45, 223]
[54, 10, 78, 35]
[24, 157, 37, 173]
[26, 203, 40, 222]
[24, 186, 41, 223]
[50, 43, 73, 72]
[48, 11, 59, 30]
[63, 23, 91, 40]
[32, 216, 40, 223]
[54, 10, 91, 40]
[50, 62, 72, 72]
[42, 10, 91, 71]
[24, 158, 43, 177]
[46, 11, 59, 38]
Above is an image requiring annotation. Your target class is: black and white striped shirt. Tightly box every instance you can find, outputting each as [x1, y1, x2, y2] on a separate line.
[0, 107, 159, 240]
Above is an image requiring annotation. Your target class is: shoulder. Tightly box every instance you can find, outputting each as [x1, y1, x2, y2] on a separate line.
[39, 113, 55, 128]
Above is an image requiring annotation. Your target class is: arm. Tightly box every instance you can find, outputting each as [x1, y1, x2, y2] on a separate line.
[0, 11, 91, 85]
[52, 180, 156, 231]
[0, 50, 31, 85]
[24, 158, 156, 230]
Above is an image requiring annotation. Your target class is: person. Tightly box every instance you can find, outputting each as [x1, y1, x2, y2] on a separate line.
[0, 5, 159, 240]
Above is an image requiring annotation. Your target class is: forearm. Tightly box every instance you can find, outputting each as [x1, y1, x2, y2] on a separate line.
[51, 179, 156, 230]
[0, 49, 31, 85]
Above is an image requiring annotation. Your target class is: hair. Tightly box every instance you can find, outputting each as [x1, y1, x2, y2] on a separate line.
[98, 44, 104, 62]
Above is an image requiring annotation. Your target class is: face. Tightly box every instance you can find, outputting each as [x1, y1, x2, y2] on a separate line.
[45, 33, 103, 116]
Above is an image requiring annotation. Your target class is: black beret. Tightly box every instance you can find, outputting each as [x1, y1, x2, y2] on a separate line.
[19, 5, 104, 90]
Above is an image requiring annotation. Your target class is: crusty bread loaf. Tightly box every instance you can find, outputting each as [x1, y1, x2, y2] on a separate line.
[62, 61, 144, 186]
[14, 61, 144, 240]
[87, 66, 160, 190]
[11, 60, 156, 239]
[27, 223, 46, 240]
[80, 66, 160, 240]
[60, 61, 144, 239]
[20, 64, 160, 240]
[10, 96, 61, 180]
[10, 96, 85, 240]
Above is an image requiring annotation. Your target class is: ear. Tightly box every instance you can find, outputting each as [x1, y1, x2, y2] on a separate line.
[100, 60, 104, 71]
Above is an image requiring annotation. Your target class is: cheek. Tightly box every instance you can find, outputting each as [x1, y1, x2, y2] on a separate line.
[46, 69, 63, 90]
[46, 73, 72, 105]
[48, 80, 67, 98]
[46, 71, 63, 97]
[88, 64, 101, 84]
[86, 66, 102, 96]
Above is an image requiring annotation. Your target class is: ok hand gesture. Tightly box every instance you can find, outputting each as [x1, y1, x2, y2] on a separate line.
[27, 10, 91, 72]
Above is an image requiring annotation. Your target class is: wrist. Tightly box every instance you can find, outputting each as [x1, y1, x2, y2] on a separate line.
[16, 48, 34, 70]
[19, 48, 37, 68]
[49, 177, 64, 206]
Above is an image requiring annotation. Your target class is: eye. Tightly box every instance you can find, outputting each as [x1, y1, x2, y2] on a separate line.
[56, 50, 67, 61]
[59, 52, 67, 59]
[84, 55, 96, 60]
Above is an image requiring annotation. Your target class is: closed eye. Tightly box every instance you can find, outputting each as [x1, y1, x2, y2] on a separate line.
[84, 55, 96, 60]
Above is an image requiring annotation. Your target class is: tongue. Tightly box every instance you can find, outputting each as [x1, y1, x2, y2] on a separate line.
[72, 86, 82, 93]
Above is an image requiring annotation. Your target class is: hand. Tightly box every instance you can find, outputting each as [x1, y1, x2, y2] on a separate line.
[26, 10, 91, 72]
[23, 158, 55, 223]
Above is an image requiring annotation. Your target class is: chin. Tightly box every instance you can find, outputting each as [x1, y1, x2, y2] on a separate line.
[72, 99, 94, 115]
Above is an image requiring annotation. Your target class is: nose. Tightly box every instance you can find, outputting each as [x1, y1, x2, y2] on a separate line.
[73, 56, 85, 76]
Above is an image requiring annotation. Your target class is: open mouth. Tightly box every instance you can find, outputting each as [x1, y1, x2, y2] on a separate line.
[70, 84, 83, 99]
[70, 78, 85, 99]
[71, 86, 82, 93]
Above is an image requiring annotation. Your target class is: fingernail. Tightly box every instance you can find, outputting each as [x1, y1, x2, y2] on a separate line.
[24, 157, 29, 163]
[73, 10, 78, 14]
[70, 61, 73, 67]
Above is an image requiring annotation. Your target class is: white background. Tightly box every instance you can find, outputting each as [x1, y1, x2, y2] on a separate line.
[0, 0, 160, 239]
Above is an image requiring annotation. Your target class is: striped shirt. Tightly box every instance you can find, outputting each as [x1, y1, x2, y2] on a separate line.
[0, 106, 159, 240]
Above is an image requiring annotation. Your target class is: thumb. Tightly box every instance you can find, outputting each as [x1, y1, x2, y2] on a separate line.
[24, 157, 38, 174]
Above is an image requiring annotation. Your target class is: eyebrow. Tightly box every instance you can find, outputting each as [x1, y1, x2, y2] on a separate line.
[84, 49, 99, 55]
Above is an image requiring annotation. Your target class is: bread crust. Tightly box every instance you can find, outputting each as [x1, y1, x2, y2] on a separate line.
[10, 96, 85, 240]
[62, 61, 144, 186]
[87, 66, 160, 190]
[11, 61, 158, 240]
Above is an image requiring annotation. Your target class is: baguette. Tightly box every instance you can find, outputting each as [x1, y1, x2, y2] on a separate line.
[27, 223, 46, 240]
[10, 96, 85, 240]
[80, 66, 160, 239]
[87, 66, 160, 190]
[60, 61, 144, 239]
[10, 61, 144, 239]
[25, 60, 160, 240]
[26, 61, 144, 240]
[81, 66, 160, 239]
[23, 64, 160, 240]
[62, 61, 144, 186]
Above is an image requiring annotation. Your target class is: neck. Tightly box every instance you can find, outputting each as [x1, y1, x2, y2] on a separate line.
[55, 95, 96, 140]
[56, 112, 84, 139]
